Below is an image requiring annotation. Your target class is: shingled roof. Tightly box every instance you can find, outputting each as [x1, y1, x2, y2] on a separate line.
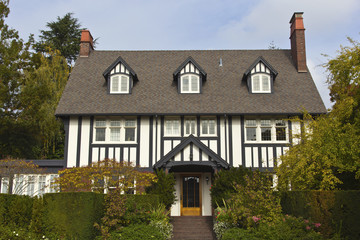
[55, 49, 326, 116]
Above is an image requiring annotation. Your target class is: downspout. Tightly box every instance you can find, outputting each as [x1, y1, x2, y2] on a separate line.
[224, 114, 228, 163]
[155, 115, 158, 165]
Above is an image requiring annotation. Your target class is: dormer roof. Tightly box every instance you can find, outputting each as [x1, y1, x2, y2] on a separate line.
[103, 56, 138, 81]
[244, 56, 278, 79]
[173, 56, 207, 80]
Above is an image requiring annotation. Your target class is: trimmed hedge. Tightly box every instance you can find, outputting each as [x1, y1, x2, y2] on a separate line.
[42, 192, 105, 239]
[281, 190, 360, 240]
[0, 193, 33, 228]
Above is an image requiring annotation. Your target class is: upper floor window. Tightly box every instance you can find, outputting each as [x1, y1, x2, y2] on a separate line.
[165, 118, 180, 136]
[251, 74, 270, 93]
[245, 119, 288, 143]
[94, 118, 137, 143]
[244, 57, 278, 94]
[201, 118, 216, 136]
[181, 74, 200, 93]
[184, 118, 196, 135]
[110, 74, 130, 94]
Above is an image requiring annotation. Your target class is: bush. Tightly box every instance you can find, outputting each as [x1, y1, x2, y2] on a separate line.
[146, 170, 176, 209]
[0, 193, 33, 228]
[110, 224, 167, 240]
[42, 192, 105, 239]
[281, 190, 360, 239]
[222, 215, 323, 240]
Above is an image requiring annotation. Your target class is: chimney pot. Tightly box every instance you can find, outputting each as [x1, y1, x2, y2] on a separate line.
[289, 12, 307, 72]
[80, 30, 94, 57]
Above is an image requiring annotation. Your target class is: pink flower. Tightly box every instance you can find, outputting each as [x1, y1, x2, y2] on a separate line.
[313, 223, 321, 228]
[306, 226, 311, 230]
[252, 216, 260, 223]
[304, 219, 309, 223]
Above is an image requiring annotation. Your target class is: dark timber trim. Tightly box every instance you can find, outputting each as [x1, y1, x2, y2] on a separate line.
[88, 116, 94, 165]
[160, 116, 164, 158]
[228, 116, 233, 166]
[240, 116, 246, 167]
[149, 116, 153, 167]
[217, 116, 221, 156]
[136, 116, 141, 166]
[76, 117, 82, 167]
[63, 117, 70, 167]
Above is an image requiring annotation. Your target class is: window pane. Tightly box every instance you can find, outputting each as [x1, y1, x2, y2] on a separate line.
[191, 76, 199, 92]
[276, 127, 286, 141]
[246, 128, 257, 141]
[110, 120, 121, 127]
[261, 127, 271, 141]
[261, 120, 271, 126]
[110, 128, 120, 141]
[96, 128, 106, 141]
[275, 120, 286, 126]
[165, 120, 172, 135]
[262, 75, 270, 91]
[111, 76, 119, 92]
[185, 120, 190, 135]
[202, 120, 208, 134]
[209, 120, 215, 134]
[120, 76, 128, 92]
[252, 75, 260, 91]
[173, 120, 180, 135]
[190, 120, 196, 134]
[96, 120, 106, 127]
[245, 120, 257, 127]
[125, 119, 136, 127]
[182, 76, 189, 91]
[125, 128, 135, 141]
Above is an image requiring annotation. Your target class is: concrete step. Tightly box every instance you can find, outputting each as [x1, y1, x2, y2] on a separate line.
[171, 216, 216, 240]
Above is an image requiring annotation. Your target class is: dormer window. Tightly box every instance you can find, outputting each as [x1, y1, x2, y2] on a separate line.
[173, 57, 206, 94]
[181, 74, 200, 93]
[244, 57, 278, 94]
[110, 74, 130, 93]
[103, 56, 138, 95]
[251, 73, 270, 93]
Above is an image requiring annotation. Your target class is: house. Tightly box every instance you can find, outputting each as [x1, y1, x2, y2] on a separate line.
[1, 12, 326, 216]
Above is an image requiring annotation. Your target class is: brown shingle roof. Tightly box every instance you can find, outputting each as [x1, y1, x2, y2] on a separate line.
[55, 49, 326, 116]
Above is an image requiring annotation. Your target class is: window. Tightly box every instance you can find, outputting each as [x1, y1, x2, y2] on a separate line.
[38, 176, 46, 196]
[181, 74, 200, 93]
[184, 118, 196, 135]
[27, 176, 35, 196]
[251, 74, 271, 93]
[14, 175, 24, 195]
[165, 119, 180, 136]
[94, 118, 137, 143]
[1, 177, 9, 194]
[110, 74, 130, 94]
[201, 118, 216, 135]
[245, 119, 288, 143]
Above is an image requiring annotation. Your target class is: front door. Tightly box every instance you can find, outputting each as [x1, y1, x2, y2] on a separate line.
[181, 175, 201, 216]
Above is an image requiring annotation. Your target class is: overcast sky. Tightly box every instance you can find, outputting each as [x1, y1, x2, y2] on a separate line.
[6, 0, 360, 109]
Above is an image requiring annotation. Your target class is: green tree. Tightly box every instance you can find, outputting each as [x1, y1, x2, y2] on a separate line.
[0, 0, 38, 158]
[276, 37, 360, 190]
[34, 13, 82, 65]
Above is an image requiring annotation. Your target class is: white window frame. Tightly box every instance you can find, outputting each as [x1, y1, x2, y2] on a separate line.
[110, 74, 130, 94]
[245, 119, 288, 143]
[180, 74, 200, 93]
[93, 118, 137, 143]
[251, 73, 271, 93]
[184, 117, 197, 136]
[164, 118, 181, 136]
[200, 118, 216, 136]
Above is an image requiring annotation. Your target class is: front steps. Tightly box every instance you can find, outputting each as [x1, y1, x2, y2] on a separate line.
[171, 216, 215, 240]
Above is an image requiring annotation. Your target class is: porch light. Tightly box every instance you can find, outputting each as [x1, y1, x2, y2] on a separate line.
[206, 176, 209, 185]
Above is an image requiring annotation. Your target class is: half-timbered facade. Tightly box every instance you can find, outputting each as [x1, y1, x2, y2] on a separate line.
[53, 12, 326, 216]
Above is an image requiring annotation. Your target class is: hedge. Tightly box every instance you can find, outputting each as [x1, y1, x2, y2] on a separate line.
[281, 190, 360, 240]
[0, 193, 33, 228]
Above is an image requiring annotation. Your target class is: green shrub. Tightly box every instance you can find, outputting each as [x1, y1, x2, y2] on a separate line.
[146, 170, 176, 209]
[42, 192, 105, 240]
[281, 190, 360, 240]
[110, 224, 167, 240]
[150, 220, 173, 240]
[0, 193, 33, 228]
[210, 167, 252, 207]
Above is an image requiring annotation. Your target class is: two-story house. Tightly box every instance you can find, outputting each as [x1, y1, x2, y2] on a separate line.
[1, 12, 326, 216]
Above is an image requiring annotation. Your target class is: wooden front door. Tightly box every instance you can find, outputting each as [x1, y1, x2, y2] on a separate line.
[181, 175, 201, 216]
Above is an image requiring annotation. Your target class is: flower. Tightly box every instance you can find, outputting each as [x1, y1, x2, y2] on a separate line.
[252, 216, 260, 223]
[313, 223, 321, 228]
[304, 219, 309, 223]
[306, 226, 311, 230]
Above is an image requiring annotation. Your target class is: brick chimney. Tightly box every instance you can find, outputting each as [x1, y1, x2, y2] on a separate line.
[289, 12, 307, 72]
[79, 30, 94, 57]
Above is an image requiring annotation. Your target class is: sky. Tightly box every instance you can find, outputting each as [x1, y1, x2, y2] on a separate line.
[5, 0, 360, 109]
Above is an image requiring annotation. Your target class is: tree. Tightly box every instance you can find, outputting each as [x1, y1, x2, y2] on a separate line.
[34, 13, 82, 65]
[55, 158, 157, 193]
[276, 37, 360, 190]
[0, 0, 38, 158]
[0, 158, 43, 194]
